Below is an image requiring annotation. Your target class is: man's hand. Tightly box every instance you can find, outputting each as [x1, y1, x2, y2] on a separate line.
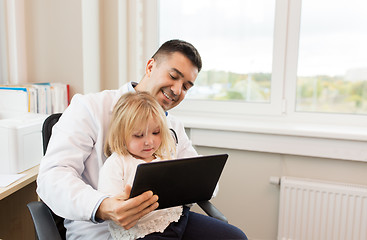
[96, 185, 159, 229]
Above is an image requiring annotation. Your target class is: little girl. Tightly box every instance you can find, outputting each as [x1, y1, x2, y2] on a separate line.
[98, 91, 182, 240]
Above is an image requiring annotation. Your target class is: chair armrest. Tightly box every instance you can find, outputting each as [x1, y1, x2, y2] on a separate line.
[197, 200, 228, 223]
[27, 201, 63, 240]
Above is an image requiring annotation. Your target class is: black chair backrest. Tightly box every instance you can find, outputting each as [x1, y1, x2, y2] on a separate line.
[42, 113, 62, 155]
[41, 113, 66, 239]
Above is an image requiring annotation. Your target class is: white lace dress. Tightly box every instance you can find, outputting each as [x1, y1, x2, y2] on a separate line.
[108, 206, 182, 239]
[98, 153, 183, 240]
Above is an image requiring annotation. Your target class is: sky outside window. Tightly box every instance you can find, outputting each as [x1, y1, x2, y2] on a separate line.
[159, 0, 275, 102]
[296, 0, 367, 114]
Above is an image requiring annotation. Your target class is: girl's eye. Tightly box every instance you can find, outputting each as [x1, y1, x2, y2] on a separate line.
[153, 131, 160, 135]
[133, 134, 143, 138]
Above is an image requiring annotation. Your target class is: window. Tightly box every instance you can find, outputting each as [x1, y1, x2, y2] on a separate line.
[159, 0, 283, 115]
[296, 0, 367, 115]
[158, 0, 367, 122]
[160, 0, 275, 104]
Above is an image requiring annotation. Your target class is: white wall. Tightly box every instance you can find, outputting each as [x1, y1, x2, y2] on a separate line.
[11, 0, 122, 97]
[194, 146, 367, 240]
[7, 0, 153, 97]
[24, 0, 84, 96]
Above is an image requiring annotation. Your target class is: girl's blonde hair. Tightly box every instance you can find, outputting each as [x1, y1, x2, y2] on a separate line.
[104, 91, 176, 160]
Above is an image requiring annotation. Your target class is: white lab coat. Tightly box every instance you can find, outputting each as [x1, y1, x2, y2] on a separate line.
[36, 82, 198, 239]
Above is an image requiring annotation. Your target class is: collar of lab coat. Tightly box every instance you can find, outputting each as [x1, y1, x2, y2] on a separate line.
[109, 82, 170, 118]
[109, 82, 138, 113]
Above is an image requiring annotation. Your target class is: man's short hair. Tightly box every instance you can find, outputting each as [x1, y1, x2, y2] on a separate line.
[152, 39, 202, 72]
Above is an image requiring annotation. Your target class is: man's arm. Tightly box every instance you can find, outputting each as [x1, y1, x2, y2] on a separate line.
[37, 94, 107, 220]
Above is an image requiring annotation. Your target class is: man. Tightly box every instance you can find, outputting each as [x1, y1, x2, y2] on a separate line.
[37, 39, 247, 239]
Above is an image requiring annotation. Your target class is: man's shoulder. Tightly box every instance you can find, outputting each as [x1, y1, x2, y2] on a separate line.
[166, 112, 178, 121]
[62, 89, 121, 126]
[84, 89, 120, 102]
[166, 113, 185, 128]
[70, 89, 122, 110]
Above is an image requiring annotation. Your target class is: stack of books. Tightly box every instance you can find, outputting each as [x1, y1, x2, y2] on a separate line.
[0, 82, 70, 114]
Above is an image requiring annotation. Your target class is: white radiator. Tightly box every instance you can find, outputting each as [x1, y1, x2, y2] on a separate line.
[276, 176, 367, 240]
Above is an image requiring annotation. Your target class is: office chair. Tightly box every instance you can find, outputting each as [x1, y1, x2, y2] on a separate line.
[27, 113, 65, 240]
[28, 113, 228, 240]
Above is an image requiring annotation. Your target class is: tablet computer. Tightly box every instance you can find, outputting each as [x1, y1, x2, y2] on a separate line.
[129, 154, 228, 210]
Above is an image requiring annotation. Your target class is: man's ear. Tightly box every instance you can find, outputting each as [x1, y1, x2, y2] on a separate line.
[145, 58, 155, 77]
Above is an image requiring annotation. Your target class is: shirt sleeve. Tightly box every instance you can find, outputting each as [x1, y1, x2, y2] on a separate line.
[90, 196, 110, 223]
[36, 94, 107, 221]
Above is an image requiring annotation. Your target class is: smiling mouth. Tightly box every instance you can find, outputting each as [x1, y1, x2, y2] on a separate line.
[162, 90, 176, 102]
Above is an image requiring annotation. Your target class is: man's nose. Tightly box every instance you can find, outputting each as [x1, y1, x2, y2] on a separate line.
[171, 81, 182, 96]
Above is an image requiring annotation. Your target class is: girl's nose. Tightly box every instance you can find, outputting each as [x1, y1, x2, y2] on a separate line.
[144, 136, 153, 145]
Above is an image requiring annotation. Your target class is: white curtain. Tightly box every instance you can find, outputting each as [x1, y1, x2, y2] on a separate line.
[0, 0, 28, 85]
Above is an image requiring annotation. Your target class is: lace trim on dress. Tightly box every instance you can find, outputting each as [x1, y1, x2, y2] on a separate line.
[109, 206, 183, 240]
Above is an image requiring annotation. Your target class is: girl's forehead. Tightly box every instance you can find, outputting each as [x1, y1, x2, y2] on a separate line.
[132, 118, 161, 132]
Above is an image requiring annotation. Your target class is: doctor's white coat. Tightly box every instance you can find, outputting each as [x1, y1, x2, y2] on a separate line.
[36, 82, 198, 239]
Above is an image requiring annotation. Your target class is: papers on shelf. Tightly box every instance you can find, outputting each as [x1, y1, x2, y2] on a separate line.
[0, 87, 29, 112]
[0, 173, 26, 188]
[0, 82, 69, 114]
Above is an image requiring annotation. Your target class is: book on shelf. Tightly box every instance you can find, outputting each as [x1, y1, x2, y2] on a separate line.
[0, 82, 70, 114]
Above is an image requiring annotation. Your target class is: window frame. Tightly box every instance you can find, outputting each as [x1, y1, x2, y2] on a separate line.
[130, 0, 367, 160]
[157, 0, 286, 116]
[144, 0, 367, 127]
[128, 0, 367, 129]
[283, 0, 367, 126]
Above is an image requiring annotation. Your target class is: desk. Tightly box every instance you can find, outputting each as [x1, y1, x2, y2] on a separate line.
[0, 165, 38, 239]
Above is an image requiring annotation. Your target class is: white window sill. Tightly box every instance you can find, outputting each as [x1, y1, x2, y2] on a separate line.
[171, 111, 367, 162]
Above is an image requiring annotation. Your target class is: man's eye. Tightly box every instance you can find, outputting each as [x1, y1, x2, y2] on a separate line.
[169, 74, 178, 80]
[183, 83, 191, 91]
